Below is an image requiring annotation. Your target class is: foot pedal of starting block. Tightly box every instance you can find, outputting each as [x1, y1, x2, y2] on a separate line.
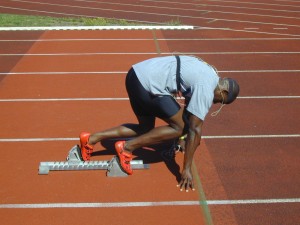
[66, 145, 83, 162]
[38, 145, 149, 176]
[107, 156, 128, 177]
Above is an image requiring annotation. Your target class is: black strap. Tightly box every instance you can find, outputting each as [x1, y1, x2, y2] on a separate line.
[175, 55, 181, 93]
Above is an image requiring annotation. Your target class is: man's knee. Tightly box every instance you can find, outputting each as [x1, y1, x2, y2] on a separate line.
[165, 110, 185, 137]
[122, 123, 155, 135]
[174, 125, 184, 137]
[138, 125, 154, 134]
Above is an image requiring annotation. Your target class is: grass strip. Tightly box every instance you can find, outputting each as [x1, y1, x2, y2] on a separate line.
[0, 13, 140, 27]
[0, 13, 181, 27]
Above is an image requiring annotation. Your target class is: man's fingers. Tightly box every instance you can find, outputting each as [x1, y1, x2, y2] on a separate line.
[177, 178, 195, 192]
[176, 179, 185, 191]
[190, 181, 195, 191]
[179, 180, 185, 192]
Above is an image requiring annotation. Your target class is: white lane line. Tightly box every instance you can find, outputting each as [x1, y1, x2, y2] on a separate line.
[1, 198, 300, 208]
[0, 98, 130, 102]
[275, 0, 300, 3]
[241, 27, 259, 30]
[208, 198, 300, 205]
[1, 51, 300, 56]
[238, 96, 300, 99]
[194, 26, 300, 37]
[0, 135, 299, 142]
[0, 25, 193, 31]
[207, 19, 218, 24]
[0, 72, 126, 75]
[0, 52, 158, 56]
[1, 38, 300, 42]
[1, 70, 299, 75]
[0, 38, 187, 42]
[204, 0, 300, 8]
[222, 69, 300, 73]
[0, 96, 299, 102]
[0, 138, 78, 142]
[203, 134, 300, 139]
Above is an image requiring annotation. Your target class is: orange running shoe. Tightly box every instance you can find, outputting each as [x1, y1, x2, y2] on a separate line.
[115, 141, 133, 175]
[79, 132, 94, 161]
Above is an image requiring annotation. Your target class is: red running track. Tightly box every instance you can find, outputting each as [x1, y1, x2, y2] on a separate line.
[0, 1, 300, 224]
[0, 28, 299, 225]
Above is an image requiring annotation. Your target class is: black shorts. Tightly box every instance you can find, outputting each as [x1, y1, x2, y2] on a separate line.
[125, 68, 180, 119]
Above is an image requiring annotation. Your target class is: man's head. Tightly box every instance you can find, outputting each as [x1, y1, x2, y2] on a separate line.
[213, 78, 240, 104]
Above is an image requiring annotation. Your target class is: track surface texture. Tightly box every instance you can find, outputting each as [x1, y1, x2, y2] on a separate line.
[0, 0, 300, 225]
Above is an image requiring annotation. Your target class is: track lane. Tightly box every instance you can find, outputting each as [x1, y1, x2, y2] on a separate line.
[0, 206, 206, 225]
[2, 39, 300, 54]
[0, 99, 299, 139]
[1, 72, 299, 99]
[4, 53, 299, 73]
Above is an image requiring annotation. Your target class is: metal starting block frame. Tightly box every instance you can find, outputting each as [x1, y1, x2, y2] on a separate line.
[38, 145, 149, 177]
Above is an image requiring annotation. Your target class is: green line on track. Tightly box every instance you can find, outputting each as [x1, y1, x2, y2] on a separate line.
[192, 161, 214, 225]
[152, 30, 161, 55]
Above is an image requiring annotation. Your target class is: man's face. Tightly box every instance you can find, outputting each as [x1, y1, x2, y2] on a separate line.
[213, 90, 228, 104]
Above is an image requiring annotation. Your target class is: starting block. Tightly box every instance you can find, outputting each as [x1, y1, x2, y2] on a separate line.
[38, 145, 150, 177]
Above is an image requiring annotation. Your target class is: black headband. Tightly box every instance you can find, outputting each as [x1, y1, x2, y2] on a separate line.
[225, 78, 239, 104]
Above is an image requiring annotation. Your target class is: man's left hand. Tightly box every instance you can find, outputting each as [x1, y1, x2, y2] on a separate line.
[177, 168, 195, 192]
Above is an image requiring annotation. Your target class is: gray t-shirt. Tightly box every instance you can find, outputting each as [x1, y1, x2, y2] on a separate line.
[132, 56, 219, 120]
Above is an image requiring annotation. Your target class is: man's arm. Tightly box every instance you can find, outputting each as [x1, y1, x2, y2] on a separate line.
[178, 113, 203, 192]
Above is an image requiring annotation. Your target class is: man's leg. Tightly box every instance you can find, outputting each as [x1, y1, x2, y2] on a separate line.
[79, 116, 155, 161]
[124, 107, 185, 152]
[88, 116, 155, 145]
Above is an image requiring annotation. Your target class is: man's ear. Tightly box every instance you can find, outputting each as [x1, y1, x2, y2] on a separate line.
[222, 89, 229, 95]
